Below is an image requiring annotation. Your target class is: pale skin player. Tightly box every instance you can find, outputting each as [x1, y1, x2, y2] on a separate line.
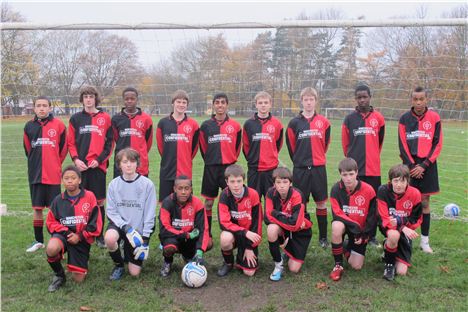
[256, 95, 271, 119]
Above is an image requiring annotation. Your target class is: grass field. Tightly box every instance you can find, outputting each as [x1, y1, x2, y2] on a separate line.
[1, 115, 467, 311]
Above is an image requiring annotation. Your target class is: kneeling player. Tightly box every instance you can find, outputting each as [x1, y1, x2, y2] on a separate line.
[265, 167, 312, 281]
[378, 164, 422, 281]
[329, 158, 376, 281]
[217, 164, 262, 277]
[105, 148, 157, 280]
[45, 165, 102, 292]
[159, 176, 212, 277]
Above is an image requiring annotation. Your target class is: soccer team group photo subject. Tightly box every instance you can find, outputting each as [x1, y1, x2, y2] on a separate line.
[23, 84, 443, 291]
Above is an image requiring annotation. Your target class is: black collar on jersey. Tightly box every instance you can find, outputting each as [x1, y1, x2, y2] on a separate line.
[81, 108, 103, 117]
[410, 106, 428, 119]
[387, 182, 409, 199]
[254, 112, 272, 121]
[211, 114, 229, 125]
[120, 107, 142, 118]
[226, 185, 249, 200]
[338, 179, 362, 195]
[62, 187, 85, 201]
[169, 112, 188, 123]
[299, 111, 317, 121]
[171, 192, 193, 207]
[119, 174, 142, 183]
[34, 113, 53, 123]
[272, 186, 293, 202]
[354, 105, 374, 117]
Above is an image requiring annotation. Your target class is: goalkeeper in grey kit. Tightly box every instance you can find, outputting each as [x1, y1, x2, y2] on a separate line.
[104, 148, 157, 280]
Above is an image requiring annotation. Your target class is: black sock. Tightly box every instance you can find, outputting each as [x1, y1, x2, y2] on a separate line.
[421, 213, 431, 236]
[99, 205, 106, 236]
[316, 208, 328, 240]
[33, 219, 44, 243]
[164, 256, 174, 264]
[269, 240, 282, 263]
[384, 243, 397, 265]
[369, 224, 377, 240]
[222, 249, 234, 265]
[109, 249, 124, 267]
[48, 260, 65, 277]
[207, 216, 212, 236]
[332, 243, 343, 266]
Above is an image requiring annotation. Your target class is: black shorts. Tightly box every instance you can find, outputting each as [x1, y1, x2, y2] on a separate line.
[293, 166, 328, 203]
[29, 183, 61, 210]
[379, 227, 413, 266]
[81, 168, 106, 201]
[343, 231, 368, 256]
[231, 237, 259, 271]
[159, 179, 175, 203]
[359, 175, 381, 194]
[107, 222, 143, 267]
[160, 237, 197, 261]
[278, 227, 312, 263]
[201, 164, 229, 199]
[50, 233, 91, 274]
[410, 159, 440, 195]
[247, 168, 274, 199]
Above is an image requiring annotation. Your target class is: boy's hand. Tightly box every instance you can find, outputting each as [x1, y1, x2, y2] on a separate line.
[74, 159, 88, 171]
[67, 232, 80, 245]
[246, 231, 261, 244]
[402, 227, 418, 240]
[88, 159, 99, 168]
[243, 249, 257, 268]
[410, 165, 425, 179]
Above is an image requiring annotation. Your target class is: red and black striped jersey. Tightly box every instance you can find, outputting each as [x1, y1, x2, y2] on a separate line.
[23, 115, 67, 185]
[46, 189, 102, 244]
[330, 180, 377, 237]
[398, 108, 443, 169]
[286, 112, 331, 167]
[377, 184, 422, 232]
[264, 187, 312, 232]
[243, 113, 283, 171]
[68, 109, 114, 173]
[341, 107, 385, 176]
[218, 186, 262, 249]
[199, 115, 241, 166]
[158, 194, 210, 252]
[111, 108, 153, 175]
[156, 113, 199, 180]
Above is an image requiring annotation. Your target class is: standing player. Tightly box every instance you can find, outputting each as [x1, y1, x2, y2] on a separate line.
[111, 87, 153, 178]
[24, 96, 67, 252]
[156, 90, 199, 202]
[377, 164, 422, 281]
[341, 84, 384, 247]
[329, 158, 377, 282]
[105, 148, 157, 280]
[159, 176, 212, 277]
[45, 165, 102, 292]
[398, 86, 443, 253]
[265, 167, 312, 281]
[286, 87, 331, 248]
[68, 86, 113, 247]
[217, 164, 262, 277]
[199, 93, 242, 235]
[243, 91, 283, 200]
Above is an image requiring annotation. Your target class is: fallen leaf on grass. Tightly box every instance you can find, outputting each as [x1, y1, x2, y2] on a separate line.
[315, 281, 329, 290]
[79, 307, 93, 311]
[439, 266, 450, 273]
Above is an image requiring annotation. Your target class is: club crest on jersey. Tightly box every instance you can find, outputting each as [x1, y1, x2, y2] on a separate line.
[369, 118, 379, 128]
[355, 195, 365, 206]
[136, 120, 144, 129]
[47, 129, 57, 137]
[225, 125, 235, 134]
[403, 200, 413, 209]
[266, 125, 276, 134]
[97, 117, 106, 126]
[183, 124, 193, 134]
[244, 199, 251, 209]
[315, 120, 323, 129]
[81, 203, 90, 213]
[423, 121, 432, 130]
[187, 206, 194, 216]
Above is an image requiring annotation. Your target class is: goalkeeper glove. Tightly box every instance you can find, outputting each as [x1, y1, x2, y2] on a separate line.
[124, 225, 143, 248]
[188, 228, 199, 240]
[191, 249, 205, 266]
[133, 243, 149, 261]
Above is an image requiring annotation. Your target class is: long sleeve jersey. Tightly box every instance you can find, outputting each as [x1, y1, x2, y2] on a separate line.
[199, 115, 242, 166]
[398, 107, 443, 169]
[342, 107, 385, 176]
[156, 113, 199, 180]
[159, 194, 210, 252]
[111, 108, 153, 175]
[330, 180, 377, 239]
[68, 109, 113, 173]
[286, 112, 331, 167]
[243, 113, 283, 171]
[377, 184, 422, 232]
[46, 189, 102, 244]
[23, 114, 67, 185]
[106, 175, 157, 239]
[218, 186, 262, 249]
[264, 187, 312, 232]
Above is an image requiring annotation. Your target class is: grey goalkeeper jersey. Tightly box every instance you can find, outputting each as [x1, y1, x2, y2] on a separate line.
[106, 174, 157, 238]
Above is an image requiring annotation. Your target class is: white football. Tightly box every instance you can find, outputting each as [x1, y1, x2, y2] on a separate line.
[181, 262, 207, 288]
[443, 203, 460, 218]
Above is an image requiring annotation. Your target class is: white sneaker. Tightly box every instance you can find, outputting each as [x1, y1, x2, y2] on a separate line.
[26, 241, 45, 253]
[269, 261, 284, 281]
[420, 242, 433, 254]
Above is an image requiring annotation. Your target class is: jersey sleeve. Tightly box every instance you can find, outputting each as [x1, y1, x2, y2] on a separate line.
[286, 123, 296, 160]
[330, 186, 362, 235]
[67, 118, 79, 160]
[105, 182, 126, 230]
[191, 123, 199, 159]
[46, 197, 70, 235]
[276, 124, 284, 152]
[96, 120, 114, 164]
[341, 122, 349, 157]
[242, 124, 250, 159]
[265, 193, 306, 232]
[235, 126, 242, 159]
[194, 203, 210, 252]
[199, 127, 207, 160]
[158, 203, 186, 240]
[156, 121, 164, 156]
[362, 196, 377, 239]
[398, 119, 416, 167]
[58, 123, 68, 163]
[145, 120, 154, 153]
[378, 123, 385, 152]
[423, 118, 443, 168]
[23, 124, 31, 156]
[80, 198, 102, 244]
[247, 196, 262, 249]
[324, 121, 331, 153]
[218, 199, 248, 235]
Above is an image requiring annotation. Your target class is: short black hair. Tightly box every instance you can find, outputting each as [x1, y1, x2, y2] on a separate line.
[34, 96, 51, 107]
[355, 84, 371, 97]
[213, 93, 228, 104]
[412, 86, 428, 97]
[174, 175, 192, 187]
[122, 87, 138, 98]
[62, 165, 82, 179]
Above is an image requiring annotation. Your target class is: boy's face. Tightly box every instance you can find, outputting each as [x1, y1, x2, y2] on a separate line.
[301, 95, 316, 113]
[255, 97, 271, 115]
[213, 97, 228, 116]
[120, 155, 138, 176]
[62, 170, 81, 193]
[174, 180, 192, 204]
[226, 175, 244, 197]
[340, 170, 358, 189]
[391, 177, 408, 195]
[123, 91, 138, 110]
[411, 91, 427, 114]
[82, 93, 96, 109]
[355, 91, 370, 110]
[274, 177, 291, 197]
[34, 99, 51, 119]
[173, 98, 188, 115]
